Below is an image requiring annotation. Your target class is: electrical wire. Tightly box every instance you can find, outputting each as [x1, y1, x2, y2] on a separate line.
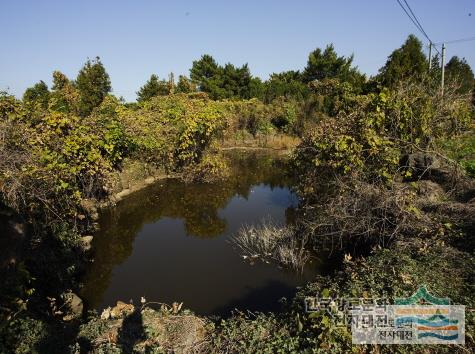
[402, 0, 430, 43]
[433, 36, 475, 45]
[395, 0, 440, 55]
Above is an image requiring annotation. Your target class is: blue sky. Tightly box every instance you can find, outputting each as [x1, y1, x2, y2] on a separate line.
[1, 0, 474, 101]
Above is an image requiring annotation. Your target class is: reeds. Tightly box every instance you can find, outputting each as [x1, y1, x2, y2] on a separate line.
[232, 220, 311, 272]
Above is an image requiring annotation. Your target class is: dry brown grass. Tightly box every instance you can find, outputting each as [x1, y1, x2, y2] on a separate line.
[232, 220, 311, 272]
[140, 308, 209, 353]
[299, 177, 439, 250]
[257, 134, 300, 150]
[220, 131, 300, 151]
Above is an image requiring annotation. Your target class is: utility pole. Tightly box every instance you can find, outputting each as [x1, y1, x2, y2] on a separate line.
[441, 43, 446, 95]
[428, 42, 432, 72]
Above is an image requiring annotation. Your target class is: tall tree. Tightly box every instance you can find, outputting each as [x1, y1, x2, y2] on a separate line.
[445, 56, 474, 95]
[378, 34, 427, 87]
[76, 57, 111, 116]
[52, 71, 70, 91]
[190, 55, 256, 99]
[302, 44, 365, 91]
[190, 54, 222, 98]
[175, 75, 197, 94]
[264, 71, 308, 102]
[136, 74, 170, 102]
[222, 63, 252, 99]
[23, 80, 50, 109]
[249, 77, 265, 100]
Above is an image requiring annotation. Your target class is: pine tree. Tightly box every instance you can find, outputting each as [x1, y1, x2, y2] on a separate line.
[76, 57, 111, 116]
[175, 75, 196, 94]
[445, 56, 474, 95]
[302, 44, 365, 91]
[377, 34, 427, 87]
[136, 74, 170, 102]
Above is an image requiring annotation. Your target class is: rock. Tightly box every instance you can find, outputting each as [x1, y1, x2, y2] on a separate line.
[110, 301, 135, 318]
[61, 292, 83, 320]
[400, 153, 441, 178]
[116, 189, 132, 200]
[145, 176, 155, 184]
[81, 235, 94, 251]
[100, 307, 112, 320]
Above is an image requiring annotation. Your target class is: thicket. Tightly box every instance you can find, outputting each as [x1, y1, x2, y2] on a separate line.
[294, 80, 472, 186]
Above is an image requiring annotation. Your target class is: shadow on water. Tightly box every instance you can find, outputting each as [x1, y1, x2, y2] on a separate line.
[80, 151, 321, 316]
[211, 279, 295, 317]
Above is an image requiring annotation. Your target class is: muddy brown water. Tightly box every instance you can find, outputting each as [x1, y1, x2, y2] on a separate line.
[80, 151, 322, 316]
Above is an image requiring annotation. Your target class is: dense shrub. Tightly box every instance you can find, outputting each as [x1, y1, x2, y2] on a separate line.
[182, 153, 230, 183]
[293, 80, 473, 184]
[0, 95, 125, 229]
[0, 93, 232, 232]
[119, 93, 227, 167]
[221, 97, 300, 138]
[0, 316, 49, 354]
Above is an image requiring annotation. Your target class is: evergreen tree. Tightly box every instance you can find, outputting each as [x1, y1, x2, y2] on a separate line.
[76, 57, 111, 116]
[264, 71, 308, 102]
[302, 44, 365, 91]
[378, 34, 427, 87]
[52, 71, 70, 91]
[190, 54, 222, 98]
[429, 54, 441, 84]
[23, 80, 50, 109]
[136, 74, 170, 102]
[175, 75, 197, 94]
[222, 63, 252, 99]
[190, 55, 255, 99]
[249, 77, 265, 100]
[445, 56, 474, 95]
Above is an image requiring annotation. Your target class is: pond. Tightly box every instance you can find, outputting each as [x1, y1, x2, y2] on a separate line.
[80, 151, 321, 316]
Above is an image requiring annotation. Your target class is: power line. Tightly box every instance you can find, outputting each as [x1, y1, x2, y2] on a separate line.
[395, 0, 425, 38]
[398, 1, 475, 48]
[433, 36, 475, 45]
[395, 0, 440, 55]
[402, 0, 430, 43]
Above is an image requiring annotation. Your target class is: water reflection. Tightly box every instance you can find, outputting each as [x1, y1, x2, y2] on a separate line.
[81, 151, 319, 316]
